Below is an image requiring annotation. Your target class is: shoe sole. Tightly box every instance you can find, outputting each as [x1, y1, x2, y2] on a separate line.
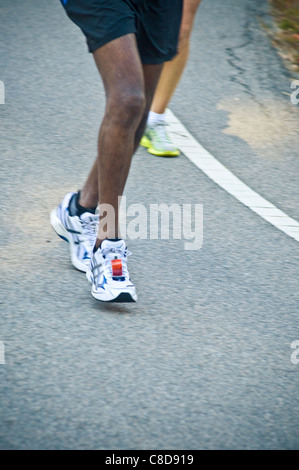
[147, 148, 180, 157]
[87, 270, 137, 302]
[50, 208, 88, 273]
[140, 136, 151, 148]
[92, 291, 137, 303]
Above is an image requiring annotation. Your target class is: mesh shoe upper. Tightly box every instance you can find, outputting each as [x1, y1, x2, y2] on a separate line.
[51, 192, 98, 272]
[145, 122, 179, 153]
[87, 239, 137, 302]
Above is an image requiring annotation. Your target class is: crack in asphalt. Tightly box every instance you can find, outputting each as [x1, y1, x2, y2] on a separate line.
[225, 3, 271, 112]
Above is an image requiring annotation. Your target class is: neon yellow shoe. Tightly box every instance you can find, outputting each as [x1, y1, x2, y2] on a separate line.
[140, 123, 180, 157]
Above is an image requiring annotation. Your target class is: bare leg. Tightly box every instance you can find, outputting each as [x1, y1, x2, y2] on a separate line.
[151, 0, 202, 114]
[78, 34, 163, 245]
[134, 63, 164, 147]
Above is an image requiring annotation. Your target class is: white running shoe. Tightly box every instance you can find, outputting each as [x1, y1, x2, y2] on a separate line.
[86, 239, 137, 302]
[50, 192, 98, 273]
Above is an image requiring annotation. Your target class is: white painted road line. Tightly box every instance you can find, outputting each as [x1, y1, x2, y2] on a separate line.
[166, 109, 299, 243]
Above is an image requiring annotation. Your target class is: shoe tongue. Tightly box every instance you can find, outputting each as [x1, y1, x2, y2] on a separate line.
[80, 212, 97, 222]
[101, 239, 126, 252]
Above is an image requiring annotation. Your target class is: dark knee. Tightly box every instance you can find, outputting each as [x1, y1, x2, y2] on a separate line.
[123, 90, 146, 113]
[108, 90, 146, 124]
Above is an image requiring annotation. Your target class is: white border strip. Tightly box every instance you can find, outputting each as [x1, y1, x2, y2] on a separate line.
[166, 109, 299, 242]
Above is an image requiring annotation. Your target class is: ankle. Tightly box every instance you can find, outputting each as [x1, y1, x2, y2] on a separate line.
[78, 190, 98, 212]
[95, 238, 103, 250]
[148, 111, 166, 126]
[69, 191, 97, 216]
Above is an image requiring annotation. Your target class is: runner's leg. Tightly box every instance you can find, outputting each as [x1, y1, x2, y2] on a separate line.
[78, 35, 163, 246]
[134, 63, 164, 147]
[150, 0, 202, 114]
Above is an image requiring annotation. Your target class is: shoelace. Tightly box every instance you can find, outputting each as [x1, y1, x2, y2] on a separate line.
[80, 215, 98, 251]
[101, 247, 132, 279]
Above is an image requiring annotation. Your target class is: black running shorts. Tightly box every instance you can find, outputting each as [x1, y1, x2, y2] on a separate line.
[60, 0, 183, 64]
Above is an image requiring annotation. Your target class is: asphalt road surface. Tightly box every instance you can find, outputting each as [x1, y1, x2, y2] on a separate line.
[0, 0, 298, 450]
